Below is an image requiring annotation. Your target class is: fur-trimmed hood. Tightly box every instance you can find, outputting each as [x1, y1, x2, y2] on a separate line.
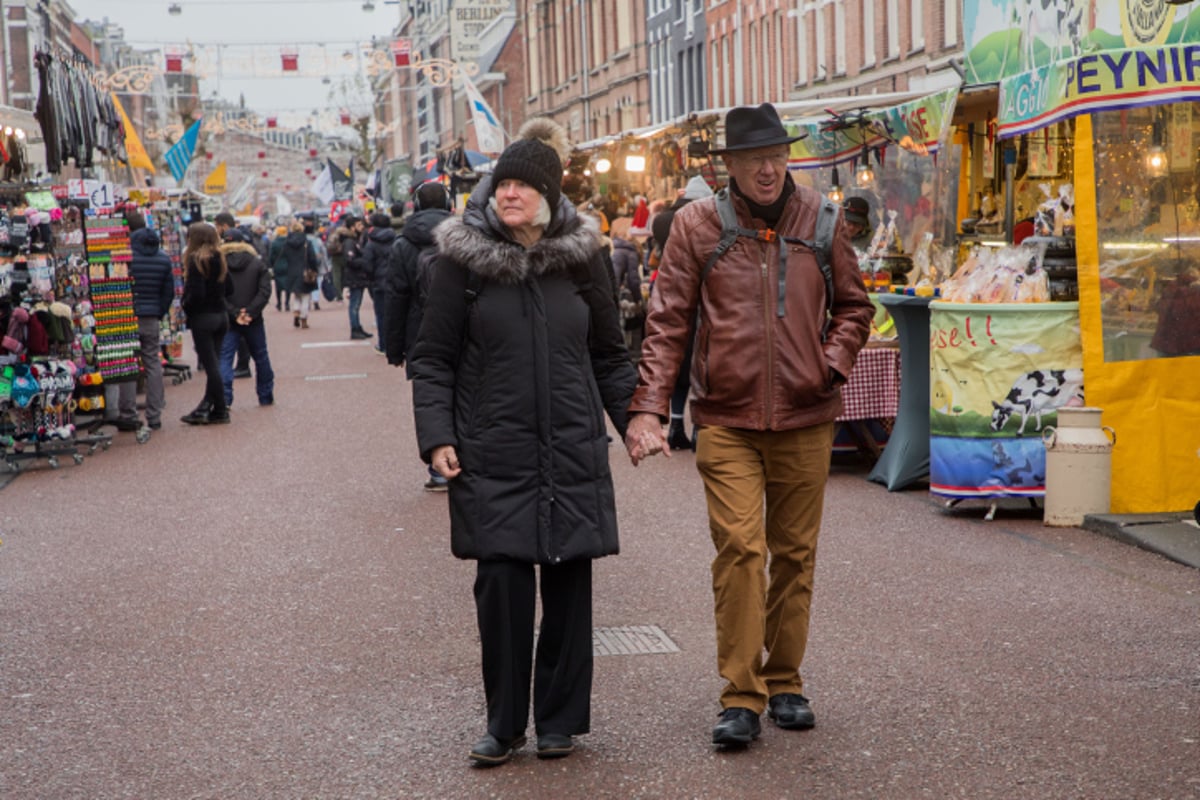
[220, 240, 262, 273]
[434, 176, 597, 284]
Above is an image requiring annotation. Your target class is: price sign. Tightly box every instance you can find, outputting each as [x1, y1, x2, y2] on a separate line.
[89, 182, 116, 212]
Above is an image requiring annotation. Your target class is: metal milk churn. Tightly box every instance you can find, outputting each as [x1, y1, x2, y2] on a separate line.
[1042, 407, 1117, 527]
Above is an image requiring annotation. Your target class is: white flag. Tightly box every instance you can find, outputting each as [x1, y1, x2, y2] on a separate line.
[310, 163, 334, 204]
[462, 73, 505, 155]
[276, 193, 294, 218]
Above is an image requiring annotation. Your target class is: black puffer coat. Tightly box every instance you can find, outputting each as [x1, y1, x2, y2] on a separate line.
[410, 180, 637, 564]
[129, 227, 175, 319]
[281, 230, 318, 294]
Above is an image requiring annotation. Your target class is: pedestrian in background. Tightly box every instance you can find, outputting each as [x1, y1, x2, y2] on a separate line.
[280, 220, 319, 329]
[269, 225, 290, 312]
[213, 212, 253, 378]
[218, 227, 275, 408]
[384, 180, 454, 491]
[410, 117, 637, 767]
[115, 210, 173, 432]
[180, 222, 233, 425]
[342, 216, 372, 339]
[327, 215, 355, 301]
[361, 212, 396, 354]
[625, 103, 874, 747]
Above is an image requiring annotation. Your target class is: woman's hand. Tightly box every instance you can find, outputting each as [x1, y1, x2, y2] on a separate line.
[431, 445, 462, 480]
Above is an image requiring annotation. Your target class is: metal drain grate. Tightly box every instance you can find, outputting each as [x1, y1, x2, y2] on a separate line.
[593, 625, 680, 656]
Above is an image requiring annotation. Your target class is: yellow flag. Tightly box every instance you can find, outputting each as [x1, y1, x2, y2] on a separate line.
[204, 161, 227, 195]
[112, 93, 156, 174]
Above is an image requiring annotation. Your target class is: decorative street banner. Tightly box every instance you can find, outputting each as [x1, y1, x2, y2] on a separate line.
[784, 86, 959, 169]
[928, 301, 1083, 500]
[203, 161, 227, 195]
[461, 72, 505, 154]
[164, 118, 202, 184]
[112, 94, 155, 174]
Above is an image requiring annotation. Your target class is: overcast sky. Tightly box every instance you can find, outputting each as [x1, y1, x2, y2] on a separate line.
[69, 0, 402, 129]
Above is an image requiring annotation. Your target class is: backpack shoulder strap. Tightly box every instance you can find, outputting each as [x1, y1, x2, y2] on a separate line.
[700, 188, 760, 284]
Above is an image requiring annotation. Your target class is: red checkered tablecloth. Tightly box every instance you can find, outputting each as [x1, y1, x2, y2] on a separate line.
[837, 346, 901, 421]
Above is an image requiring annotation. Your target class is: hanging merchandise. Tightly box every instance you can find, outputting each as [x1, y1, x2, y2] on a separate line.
[32, 50, 127, 175]
[83, 218, 139, 383]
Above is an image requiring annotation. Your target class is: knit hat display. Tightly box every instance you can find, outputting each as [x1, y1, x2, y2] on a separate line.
[682, 175, 714, 200]
[489, 117, 571, 211]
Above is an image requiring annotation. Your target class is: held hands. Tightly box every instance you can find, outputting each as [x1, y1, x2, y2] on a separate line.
[236, 308, 251, 326]
[431, 445, 462, 480]
[624, 412, 670, 467]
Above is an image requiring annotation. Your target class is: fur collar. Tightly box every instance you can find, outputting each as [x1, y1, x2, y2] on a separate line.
[220, 241, 260, 257]
[434, 215, 598, 284]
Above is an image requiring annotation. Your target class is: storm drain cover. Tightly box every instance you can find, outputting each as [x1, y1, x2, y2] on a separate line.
[593, 625, 679, 656]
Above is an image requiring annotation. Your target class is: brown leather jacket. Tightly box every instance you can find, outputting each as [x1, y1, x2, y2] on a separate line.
[630, 180, 873, 431]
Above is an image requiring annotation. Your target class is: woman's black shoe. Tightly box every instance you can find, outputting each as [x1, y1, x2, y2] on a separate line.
[206, 410, 231, 425]
[536, 733, 574, 759]
[180, 410, 209, 425]
[469, 733, 526, 766]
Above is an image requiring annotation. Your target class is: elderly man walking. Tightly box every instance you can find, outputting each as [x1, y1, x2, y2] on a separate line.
[624, 103, 874, 747]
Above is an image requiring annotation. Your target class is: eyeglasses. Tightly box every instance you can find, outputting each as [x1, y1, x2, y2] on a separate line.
[730, 151, 790, 168]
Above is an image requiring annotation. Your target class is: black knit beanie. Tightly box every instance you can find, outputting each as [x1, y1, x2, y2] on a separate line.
[489, 119, 566, 211]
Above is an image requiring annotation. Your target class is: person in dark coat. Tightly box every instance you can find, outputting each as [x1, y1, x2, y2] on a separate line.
[608, 228, 644, 356]
[115, 211, 175, 431]
[180, 222, 233, 425]
[384, 180, 454, 491]
[361, 212, 397, 353]
[280, 220, 319, 329]
[268, 225, 290, 311]
[340, 216, 370, 338]
[217, 229, 275, 408]
[410, 118, 637, 767]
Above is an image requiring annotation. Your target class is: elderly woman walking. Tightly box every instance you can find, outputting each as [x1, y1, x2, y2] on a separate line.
[410, 119, 637, 766]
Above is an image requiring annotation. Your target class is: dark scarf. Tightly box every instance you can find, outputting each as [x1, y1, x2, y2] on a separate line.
[731, 174, 796, 229]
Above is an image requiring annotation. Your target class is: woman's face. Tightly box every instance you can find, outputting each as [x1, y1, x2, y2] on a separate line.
[494, 179, 544, 232]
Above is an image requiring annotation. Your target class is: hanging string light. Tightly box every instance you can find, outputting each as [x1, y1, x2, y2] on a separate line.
[855, 145, 875, 187]
[827, 166, 843, 203]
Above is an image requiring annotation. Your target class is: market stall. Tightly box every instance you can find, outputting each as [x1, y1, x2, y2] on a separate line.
[965, 0, 1200, 513]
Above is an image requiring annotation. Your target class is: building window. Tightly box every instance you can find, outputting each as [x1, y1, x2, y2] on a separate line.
[815, 2, 827, 81]
[793, 9, 808, 85]
[911, 0, 924, 50]
[944, 0, 958, 47]
[748, 21, 759, 102]
[834, 0, 846, 75]
[862, 0, 876, 68]
[886, 0, 899, 58]
[712, 39, 722, 106]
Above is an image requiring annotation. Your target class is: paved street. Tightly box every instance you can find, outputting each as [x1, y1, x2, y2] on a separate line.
[2, 303, 1198, 800]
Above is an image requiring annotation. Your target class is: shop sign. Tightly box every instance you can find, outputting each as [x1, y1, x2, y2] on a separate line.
[786, 87, 960, 169]
[450, 0, 507, 63]
[67, 179, 117, 210]
[51, 184, 69, 199]
[928, 301, 1083, 500]
[963, 0, 1194, 85]
[998, 44, 1200, 139]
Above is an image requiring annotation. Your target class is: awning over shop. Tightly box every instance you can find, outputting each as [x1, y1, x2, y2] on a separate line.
[782, 86, 961, 169]
[962, 0, 1200, 138]
[574, 85, 961, 169]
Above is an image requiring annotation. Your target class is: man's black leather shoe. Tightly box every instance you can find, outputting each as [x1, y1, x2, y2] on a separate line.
[469, 733, 526, 766]
[536, 733, 574, 759]
[712, 707, 761, 746]
[767, 693, 815, 730]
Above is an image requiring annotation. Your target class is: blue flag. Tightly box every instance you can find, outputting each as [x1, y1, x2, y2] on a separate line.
[164, 119, 203, 183]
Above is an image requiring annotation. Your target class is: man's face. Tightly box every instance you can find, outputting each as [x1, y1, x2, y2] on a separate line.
[846, 220, 865, 239]
[722, 145, 790, 206]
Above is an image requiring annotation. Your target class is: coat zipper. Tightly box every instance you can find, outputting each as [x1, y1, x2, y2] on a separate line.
[761, 243, 775, 427]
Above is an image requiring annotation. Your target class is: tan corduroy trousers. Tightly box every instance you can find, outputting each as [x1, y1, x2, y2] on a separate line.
[695, 422, 835, 713]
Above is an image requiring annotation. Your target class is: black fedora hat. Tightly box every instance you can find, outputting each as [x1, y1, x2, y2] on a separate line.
[710, 103, 806, 155]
